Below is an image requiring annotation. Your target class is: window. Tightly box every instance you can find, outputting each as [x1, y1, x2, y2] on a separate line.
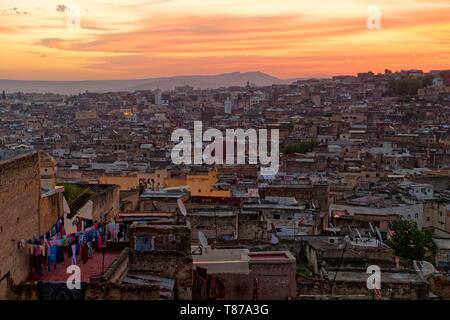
[273, 214, 281, 220]
[135, 236, 154, 252]
[427, 217, 430, 221]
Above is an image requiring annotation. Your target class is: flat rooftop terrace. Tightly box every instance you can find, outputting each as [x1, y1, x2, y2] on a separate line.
[29, 251, 120, 283]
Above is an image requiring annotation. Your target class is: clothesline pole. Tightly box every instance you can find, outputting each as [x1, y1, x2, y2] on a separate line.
[101, 221, 105, 275]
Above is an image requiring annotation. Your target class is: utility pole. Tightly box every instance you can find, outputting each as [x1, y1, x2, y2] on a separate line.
[329, 239, 349, 295]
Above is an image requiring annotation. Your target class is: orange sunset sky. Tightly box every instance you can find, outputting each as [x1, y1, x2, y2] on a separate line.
[1, 0, 449, 80]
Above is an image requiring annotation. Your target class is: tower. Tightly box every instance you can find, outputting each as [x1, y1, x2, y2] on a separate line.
[154, 89, 162, 105]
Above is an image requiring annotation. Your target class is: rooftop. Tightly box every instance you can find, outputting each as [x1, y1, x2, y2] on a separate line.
[29, 250, 120, 283]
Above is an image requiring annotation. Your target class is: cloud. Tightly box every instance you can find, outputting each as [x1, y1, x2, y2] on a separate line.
[6, 1, 450, 79]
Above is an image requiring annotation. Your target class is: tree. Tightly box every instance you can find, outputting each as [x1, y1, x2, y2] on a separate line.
[387, 220, 432, 260]
[387, 78, 423, 96]
[282, 140, 318, 154]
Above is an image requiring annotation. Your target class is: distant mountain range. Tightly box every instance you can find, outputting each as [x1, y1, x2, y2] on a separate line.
[0, 72, 297, 95]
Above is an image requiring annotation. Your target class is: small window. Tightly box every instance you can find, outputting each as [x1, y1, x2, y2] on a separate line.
[273, 214, 281, 220]
[135, 236, 154, 252]
[426, 217, 430, 221]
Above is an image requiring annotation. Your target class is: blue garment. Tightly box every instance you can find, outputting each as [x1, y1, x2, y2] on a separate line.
[56, 246, 64, 264]
[48, 245, 57, 271]
[49, 246, 57, 262]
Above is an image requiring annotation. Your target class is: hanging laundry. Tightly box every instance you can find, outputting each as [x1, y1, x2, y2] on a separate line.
[56, 246, 65, 264]
[49, 245, 57, 271]
[71, 244, 77, 265]
[81, 244, 89, 264]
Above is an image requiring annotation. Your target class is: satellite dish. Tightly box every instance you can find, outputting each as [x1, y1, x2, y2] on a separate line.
[177, 198, 187, 216]
[375, 226, 383, 243]
[271, 234, 279, 245]
[356, 228, 363, 241]
[198, 231, 209, 248]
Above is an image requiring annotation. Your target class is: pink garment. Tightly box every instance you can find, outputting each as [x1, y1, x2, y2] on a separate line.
[71, 244, 77, 265]
[97, 236, 103, 249]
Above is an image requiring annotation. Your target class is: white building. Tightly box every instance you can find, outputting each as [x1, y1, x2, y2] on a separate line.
[224, 98, 232, 114]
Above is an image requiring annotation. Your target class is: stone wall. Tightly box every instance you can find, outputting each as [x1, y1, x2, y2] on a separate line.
[39, 192, 63, 235]
[249, 260, 297, 299]
[238, 219, 267, 240]
[8, 280, 161, 300]
[91, 185, 120, 221]
[129, 251, 192, 300]
[189, 215, 237, 241]
[429, 274, 450, 299]
[129, 225, 191, 254]
[86, 283, 160, 300]
[330, 280, 429, 299]
[0, 152, 41, 299]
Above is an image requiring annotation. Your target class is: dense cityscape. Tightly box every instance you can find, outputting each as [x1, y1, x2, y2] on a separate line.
[1, 68, 450, 301]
